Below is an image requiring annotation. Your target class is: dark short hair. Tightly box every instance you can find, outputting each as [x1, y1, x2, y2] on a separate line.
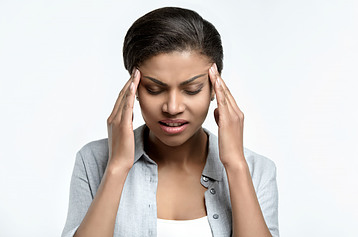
[123, 7, 223, 74]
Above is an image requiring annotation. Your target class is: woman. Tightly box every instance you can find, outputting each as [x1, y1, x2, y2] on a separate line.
[62, 7, 279, 237]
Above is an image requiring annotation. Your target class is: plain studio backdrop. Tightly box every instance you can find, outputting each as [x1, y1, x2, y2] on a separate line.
[0, 0, 357, 236]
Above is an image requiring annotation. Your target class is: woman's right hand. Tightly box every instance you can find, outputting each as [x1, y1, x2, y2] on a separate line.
[106, 68, 141, 170]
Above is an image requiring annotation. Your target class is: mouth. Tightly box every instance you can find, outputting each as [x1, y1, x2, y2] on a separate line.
[159, 121, 188, 127]
[159, 119, 189, 127]
[158, 120, 189, 134]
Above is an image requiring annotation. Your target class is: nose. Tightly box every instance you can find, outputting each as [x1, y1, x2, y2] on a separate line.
[162, 90, 185, 115]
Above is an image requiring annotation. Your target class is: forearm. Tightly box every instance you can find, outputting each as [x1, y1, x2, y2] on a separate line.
[225, 158, 271, 237]
[74, 163, 131, 237]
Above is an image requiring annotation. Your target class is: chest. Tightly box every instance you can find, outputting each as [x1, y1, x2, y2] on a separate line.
[156, 168, 208, 220]
[113, 161, 233, 236]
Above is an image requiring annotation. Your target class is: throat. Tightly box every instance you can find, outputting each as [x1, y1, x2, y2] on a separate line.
[145, 127, 208, 166]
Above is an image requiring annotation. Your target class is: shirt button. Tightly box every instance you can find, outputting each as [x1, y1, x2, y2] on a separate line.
[213, 214, 219, 219]
[202, 176, 209, 182]
[210, 188, 216, 195]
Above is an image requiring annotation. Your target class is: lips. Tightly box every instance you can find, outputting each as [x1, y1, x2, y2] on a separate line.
[158, 119, 189, 134]
[159, 119, 188, 127]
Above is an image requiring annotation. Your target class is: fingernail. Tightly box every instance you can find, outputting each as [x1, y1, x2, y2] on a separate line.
[130, 82, 134, 92]
[210, 65, 215, 74]
[213, 63, 218, 71]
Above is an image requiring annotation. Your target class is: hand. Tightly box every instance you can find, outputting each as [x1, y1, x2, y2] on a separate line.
[208, 63, 245, 167]
[106, 69, 141, 169]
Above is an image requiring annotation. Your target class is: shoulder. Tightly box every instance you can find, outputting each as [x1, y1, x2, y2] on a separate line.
[76, 138, 109, 171]
[204, 127, 277, 181]
[204, 127, 276, 172]
[244, 147, 276, 173]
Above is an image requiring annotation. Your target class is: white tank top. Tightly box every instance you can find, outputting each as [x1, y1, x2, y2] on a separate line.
[157, 216, 213, 237]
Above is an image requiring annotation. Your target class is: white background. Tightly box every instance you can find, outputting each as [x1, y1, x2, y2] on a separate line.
[1, 0, 357, 236]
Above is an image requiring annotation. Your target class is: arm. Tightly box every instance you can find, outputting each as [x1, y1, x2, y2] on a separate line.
[73, 163, 131, 237]
[62, 151, 130, 237]
[225, 161, 275, 237]
[62, 69, 141, 237]
[209, 63, 275, 237]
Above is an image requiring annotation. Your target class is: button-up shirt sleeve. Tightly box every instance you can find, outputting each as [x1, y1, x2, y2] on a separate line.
[61, 151, 93, 237]
[256, 160, 279, 237]
[246, 150, 279, 237]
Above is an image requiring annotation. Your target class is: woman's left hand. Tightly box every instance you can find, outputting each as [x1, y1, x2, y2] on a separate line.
[209, 63, 246, 168]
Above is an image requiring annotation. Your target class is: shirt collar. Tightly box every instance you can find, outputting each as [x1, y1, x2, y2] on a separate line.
[202, 127, 224, 181]
[133, 125, 224, 181]
[133, 124, 147, 164]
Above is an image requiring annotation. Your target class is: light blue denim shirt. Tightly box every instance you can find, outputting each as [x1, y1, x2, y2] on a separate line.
[62, 125, 279, 237]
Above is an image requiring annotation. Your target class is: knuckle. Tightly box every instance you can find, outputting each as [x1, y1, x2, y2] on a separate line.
[107, 117, 112, 125]
[124, 90, 131, 98]
[122, 102, 134, 112]
[240, 112, 244, 120]
[123, 103, 129, 110]
[232, 114, 240, 122]
[111, 118, 120, 126]
[219, 98, 227, 105]
[219, 84, 225, 92]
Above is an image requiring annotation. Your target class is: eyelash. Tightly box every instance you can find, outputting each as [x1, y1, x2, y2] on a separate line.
[146, 87, 203, 96]
[185, 88, 202, 95]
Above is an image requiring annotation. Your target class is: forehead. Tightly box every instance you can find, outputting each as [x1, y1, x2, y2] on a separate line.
[139, 51, 212, 83]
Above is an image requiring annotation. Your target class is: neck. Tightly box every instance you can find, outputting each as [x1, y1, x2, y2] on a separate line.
[145, 127, 208, 168]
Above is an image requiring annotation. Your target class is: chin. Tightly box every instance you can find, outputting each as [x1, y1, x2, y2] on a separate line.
[147, 123, 203, 148]
[157, 135, 190, 147]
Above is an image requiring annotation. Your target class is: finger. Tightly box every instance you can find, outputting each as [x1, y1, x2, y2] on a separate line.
[108, 69, 137, 123]
[132, 68, 141, 91]
[209, 65, 242, 127]
[209, 64, 228, 108]
[208, 63, 217, 88]
[211, 63, 242, 115]
[211, 70, 230, 124]
[218, 76, 242, 115]
[121, 69, 140, 124]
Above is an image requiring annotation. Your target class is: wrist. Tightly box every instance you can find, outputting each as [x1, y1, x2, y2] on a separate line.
[106, 160, 132, 176]
[223, 156, 248, 172]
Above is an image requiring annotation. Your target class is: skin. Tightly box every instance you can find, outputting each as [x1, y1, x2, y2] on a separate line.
[137, 51, 213, 220]
[74, 50, 271, 237]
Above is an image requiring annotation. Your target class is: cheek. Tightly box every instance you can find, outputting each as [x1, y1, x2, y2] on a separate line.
[138, 89, 159, 118]
[187, 92, 211, 115]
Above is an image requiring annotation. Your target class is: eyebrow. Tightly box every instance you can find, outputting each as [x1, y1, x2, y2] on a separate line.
[142, 74, 207, 86]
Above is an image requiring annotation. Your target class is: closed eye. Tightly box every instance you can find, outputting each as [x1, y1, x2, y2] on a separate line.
[144, 84, 204, 96]
[185, 88, 202, 95]
[146, 87, 163, 95]
[185, 84, 204, 95]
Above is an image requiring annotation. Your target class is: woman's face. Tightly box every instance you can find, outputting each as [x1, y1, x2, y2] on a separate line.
[137, 51, 214, 147]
